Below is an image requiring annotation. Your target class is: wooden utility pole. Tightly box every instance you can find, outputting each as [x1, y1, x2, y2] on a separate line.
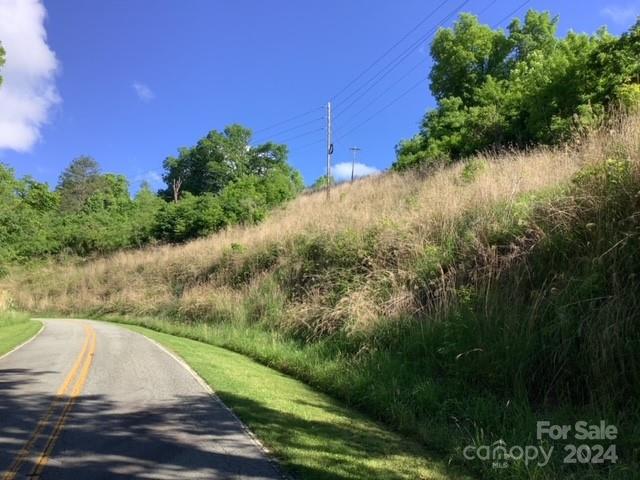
[326, 101, 333, 199]
[349, 146, 361, 183]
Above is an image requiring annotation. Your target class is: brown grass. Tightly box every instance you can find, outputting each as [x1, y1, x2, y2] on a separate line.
[3, 113, 640, 331]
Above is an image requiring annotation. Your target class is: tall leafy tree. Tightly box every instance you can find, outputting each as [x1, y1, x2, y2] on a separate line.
[131, 182, 164, 245]
[160, 124, 302, 200]
[508, 10, 559, 62]
[395, 11, 640, 170]
[0, 165, 60, 263]
[56, 156, 104, 212]
[161, 125, 253, 198]
[429, 13, 511, 102]
[157, 124, 303, 242]
[586, 20, 640, 105]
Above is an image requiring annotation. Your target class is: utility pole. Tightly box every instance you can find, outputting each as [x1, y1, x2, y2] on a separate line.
[326, 101, 333, 199]
[349, 146, 361, 183]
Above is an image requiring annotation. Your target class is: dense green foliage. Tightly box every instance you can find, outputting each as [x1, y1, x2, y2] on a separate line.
[0, 161, 158, 262]
[311, 174, 334, 189]
[159, 124, 302, 199]
[395, 11, 640, 169]
[156, 125, 303, 242]
[0, 126, 303, 263]
[0, 41, 5, 86]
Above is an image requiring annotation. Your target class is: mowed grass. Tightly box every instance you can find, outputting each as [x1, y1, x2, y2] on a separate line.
[0, 312, 41, 357]
[126, 324, 473, 480]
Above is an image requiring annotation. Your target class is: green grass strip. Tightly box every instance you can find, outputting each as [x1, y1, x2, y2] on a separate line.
[126, 324, 473, 480]
[0, 314, 42, 357]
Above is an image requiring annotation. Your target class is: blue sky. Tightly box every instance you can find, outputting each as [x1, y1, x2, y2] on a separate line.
[0, 0, 638, 190]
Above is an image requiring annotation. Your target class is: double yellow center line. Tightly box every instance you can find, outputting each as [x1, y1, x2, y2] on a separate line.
[2, 323, 97, 480]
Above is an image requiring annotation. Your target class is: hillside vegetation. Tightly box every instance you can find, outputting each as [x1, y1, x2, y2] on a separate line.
[395, 12, 640, 168]
[0, 127, 303, 264]
[4, 112, 640, 479]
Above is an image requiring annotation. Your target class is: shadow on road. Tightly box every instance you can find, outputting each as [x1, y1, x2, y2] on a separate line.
[0, 367, 282, 479]
[0, 366, 465, 480]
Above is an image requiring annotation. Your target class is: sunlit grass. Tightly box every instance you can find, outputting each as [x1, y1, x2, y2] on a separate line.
[0, 312, 41, 357]
[127, 324, 472, 480]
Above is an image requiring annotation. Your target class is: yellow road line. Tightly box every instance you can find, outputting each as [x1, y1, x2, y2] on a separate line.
[1, 324, 94, 480]
[30, 326, 97, 478]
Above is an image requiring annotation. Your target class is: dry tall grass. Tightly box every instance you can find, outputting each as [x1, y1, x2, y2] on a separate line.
[6, 115, 640, 480]
[3, 113, 639, 329]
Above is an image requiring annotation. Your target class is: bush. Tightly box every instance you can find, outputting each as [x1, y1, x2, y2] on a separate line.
[155, 193, 227, 243]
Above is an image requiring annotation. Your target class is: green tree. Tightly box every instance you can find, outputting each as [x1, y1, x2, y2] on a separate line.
[0, 41, 5, 87]
[131, 182, 164, 245]
[508, 10, 558, 62]
[396, 11, 640, 170]
[83, 173, 131, 212]
[219, 176, 267, 225]
[311, 174, 334, 189]
[160, 125, 253, 198]
[154, 193, 227, 243]
[160, 125, 299, 199]
[56, 156, 104, 212]
[0, 165, 61, 263]
[156, 123, 303, 242]
[18, 177, 60, 212]
[586, 20, 640, 106]
[259, 164, 304, 206]
[429, 13, 511, 102]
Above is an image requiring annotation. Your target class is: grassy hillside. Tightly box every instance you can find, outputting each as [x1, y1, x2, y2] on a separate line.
[3, 114, 640, 479]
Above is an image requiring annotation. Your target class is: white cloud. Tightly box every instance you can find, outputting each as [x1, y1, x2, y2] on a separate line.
[0, 0, 60, 152]
[601, 4, 640, 25]
[333, 162, 381, 181]
[132, 82, 154, 102]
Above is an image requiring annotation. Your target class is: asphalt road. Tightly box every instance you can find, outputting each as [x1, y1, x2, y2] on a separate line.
[0, 319, 283, 479]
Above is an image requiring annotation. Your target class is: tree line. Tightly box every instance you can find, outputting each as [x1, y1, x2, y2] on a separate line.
[0, 126, 303, 265]
[394, 11, 640, 169]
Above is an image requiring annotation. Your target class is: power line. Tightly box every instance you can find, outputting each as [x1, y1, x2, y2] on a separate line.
[333, 0, 472, 119]
[330, 0, 451, 101]
[335, 0, 531, 141]
[272, 127, 325, 144]
[252, 116, 324, 145]
[256, 1, 451, 148]
[336, 75, 427, 142]
[252, 105, 324, 135]
[258, 0, 531, 160]
[289, 138, 325, 154]
[336, 55, 429, 132]
[335, 0, 526, 131]
[477, 0, 499, 17]
[491, 0, 530, 28]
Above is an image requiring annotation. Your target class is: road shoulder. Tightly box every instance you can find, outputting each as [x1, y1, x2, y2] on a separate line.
[0, 313, 43, 358]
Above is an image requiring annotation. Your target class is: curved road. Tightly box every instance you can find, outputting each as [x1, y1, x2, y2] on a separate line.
[0, 319, 282, 479]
